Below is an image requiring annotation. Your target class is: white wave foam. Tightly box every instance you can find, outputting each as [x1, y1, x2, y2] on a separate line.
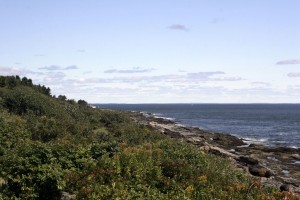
[140, 111, 176, 121]
[155, 116, 176, 121]
[175, 123, 185, 127]
[242, 137, 268, 144]
[289, 146, 298, 149]
[282, 170, 289, 174]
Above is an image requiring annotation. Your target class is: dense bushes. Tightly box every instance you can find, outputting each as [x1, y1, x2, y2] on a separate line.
[0, 142, 64, 199]
[2, 86, 48, 115]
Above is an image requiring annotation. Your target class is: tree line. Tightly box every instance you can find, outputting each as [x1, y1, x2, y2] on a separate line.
[0, 75, 87, 106]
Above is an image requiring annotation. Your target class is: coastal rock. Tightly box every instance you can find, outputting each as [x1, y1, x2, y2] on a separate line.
[186, 137, 204, 145]
[208, 146, 238, 159]
[199, 145, 210, 153]
[60, 192, 76, 200]
[248, 144, 265, 149]
[248, 166, 273, 178]
[211, 133, 245, 147]
[248, 144, 300, 154]
[152, 117, 174, 125]
[274, 147, 300, 154]
[280, 184, 292, 192]
[291, 154, 300, 160]
[237, 156, 259, 165]
[162, 129, 184, 138]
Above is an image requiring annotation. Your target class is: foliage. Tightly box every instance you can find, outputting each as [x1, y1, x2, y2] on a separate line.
[78, 99, 88, 106]
[0, 75, 298, 199]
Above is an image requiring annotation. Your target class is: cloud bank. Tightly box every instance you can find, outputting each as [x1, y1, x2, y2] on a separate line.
[39, 65, 79, 71]
[104, 67, 155, 74]
[4, 66, 294, 103]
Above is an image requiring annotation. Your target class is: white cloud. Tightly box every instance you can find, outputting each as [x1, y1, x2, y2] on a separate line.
[187, 71, 225, 80]
[209, 17, 224, 24]
[39, 65, 79, 71]
[0, 66, 42, 76]
[212, 77, 243, 81]
[39, 65, 61, 71]
[64, 65, 78, 70]
[288, 72, 300, 77]
[167, 24, 189, 31]
[41, 72, 67, 85]
[276, 59, 300, 65]
[57, 71, 242, 86]
[251, 82, 271, 86]
[104, 67, 155, 73]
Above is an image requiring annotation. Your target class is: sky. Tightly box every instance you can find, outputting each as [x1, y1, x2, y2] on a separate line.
[1, 0, 300, 103]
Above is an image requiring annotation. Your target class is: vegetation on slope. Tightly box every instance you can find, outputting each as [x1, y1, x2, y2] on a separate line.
[0, 76, 297, 199]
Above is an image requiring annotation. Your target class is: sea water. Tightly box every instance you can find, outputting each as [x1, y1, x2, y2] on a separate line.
[96, 104, 300, 147]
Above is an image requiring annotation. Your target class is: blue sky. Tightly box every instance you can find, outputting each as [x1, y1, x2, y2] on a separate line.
[1, 0, 300, 103]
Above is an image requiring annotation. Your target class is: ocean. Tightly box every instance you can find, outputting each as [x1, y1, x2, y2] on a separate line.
[96, 104, 300, 147]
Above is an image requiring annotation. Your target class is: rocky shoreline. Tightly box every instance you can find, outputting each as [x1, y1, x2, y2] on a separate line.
[129, 111, 300, 194]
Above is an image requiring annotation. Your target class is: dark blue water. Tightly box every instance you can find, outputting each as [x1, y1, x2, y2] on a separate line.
[96, 104, 300, 147]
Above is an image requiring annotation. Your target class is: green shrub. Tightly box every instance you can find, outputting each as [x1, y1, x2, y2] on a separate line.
[0, 142, 64, 199]
[2, 86, 49, 115]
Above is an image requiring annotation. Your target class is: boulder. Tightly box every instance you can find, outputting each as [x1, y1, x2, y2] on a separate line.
[163, 129, 184, 138]
[60, 192, 76, 200]
[237, 156, 259, 165]
[280, 184, 292, 192]
[208, 146, 238, 159]
[212, 133, 245, 147]
[248, 166, 273, 178]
